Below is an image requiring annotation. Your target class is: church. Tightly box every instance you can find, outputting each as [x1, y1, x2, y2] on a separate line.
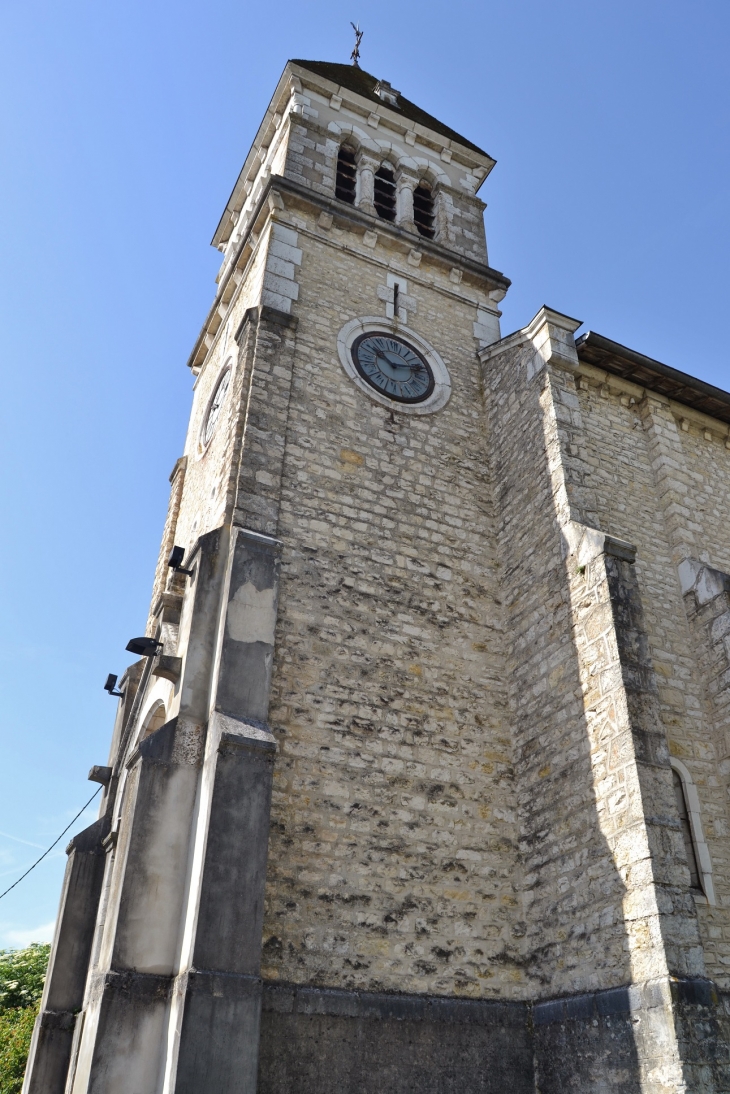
[24, 57, 730, 1093]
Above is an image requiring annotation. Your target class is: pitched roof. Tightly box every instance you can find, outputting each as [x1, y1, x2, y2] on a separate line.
[291, 60, 490, 158]
[576, 331, 730, 425]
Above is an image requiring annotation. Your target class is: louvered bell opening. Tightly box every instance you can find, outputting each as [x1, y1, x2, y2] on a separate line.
[414, 183, 435, 239]
[335, 146, 357, 204]
[374, 166, 396, 222]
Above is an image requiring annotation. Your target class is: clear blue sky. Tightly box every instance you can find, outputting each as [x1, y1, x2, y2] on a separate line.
[0, 0, 728, 948]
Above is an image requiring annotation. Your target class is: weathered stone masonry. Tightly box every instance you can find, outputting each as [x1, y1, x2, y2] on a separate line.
[24, 57, 730, 1094]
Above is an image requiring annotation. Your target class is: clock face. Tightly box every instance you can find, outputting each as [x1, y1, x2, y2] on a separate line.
[351, 333, 435, 404]
[203, 368, 231, 445]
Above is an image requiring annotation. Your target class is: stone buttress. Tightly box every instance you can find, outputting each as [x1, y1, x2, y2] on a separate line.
[480, 308, 730, 1092]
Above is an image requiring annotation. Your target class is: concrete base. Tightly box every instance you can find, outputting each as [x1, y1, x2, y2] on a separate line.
[22, 1010, 76, 1094]
[79, 971, 171, 1094]
[175, 972, 263, 1094]
[258, 983, 533, 1094]
[256, 979, 730, 1094]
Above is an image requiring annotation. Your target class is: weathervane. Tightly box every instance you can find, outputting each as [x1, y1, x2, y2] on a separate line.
[350, 22, 363, 67]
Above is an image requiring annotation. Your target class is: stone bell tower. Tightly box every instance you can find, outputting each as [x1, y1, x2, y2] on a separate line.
[24, 59, 514, 1094]
[25, 55, 730, 1094]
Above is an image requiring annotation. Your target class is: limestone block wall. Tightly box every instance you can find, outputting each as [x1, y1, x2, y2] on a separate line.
[480, 315, 712, 1010]
[482, 337, 635, 999]
[574, 375, 730, 988]
[676, 424, 730, 574]
[283, 117, 337, 199]
[572, 387, 710, 791]
[258, 206, 523, 999]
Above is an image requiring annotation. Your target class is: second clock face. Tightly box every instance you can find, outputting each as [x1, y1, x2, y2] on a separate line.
[203, 368, 231, 445]
[351, 333, 435, 404]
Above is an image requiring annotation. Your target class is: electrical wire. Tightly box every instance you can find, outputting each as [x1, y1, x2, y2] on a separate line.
[0, 787, 102, 902]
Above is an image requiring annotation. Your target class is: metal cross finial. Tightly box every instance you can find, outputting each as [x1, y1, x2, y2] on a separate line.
[350, 22, 363, 67]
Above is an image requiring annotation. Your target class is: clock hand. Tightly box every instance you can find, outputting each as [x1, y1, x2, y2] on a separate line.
[376, 353, 410, 377]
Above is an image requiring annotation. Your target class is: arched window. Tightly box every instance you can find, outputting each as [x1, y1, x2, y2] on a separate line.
[672, 767, 702, 890]
[669, 759, 715, 903]
[335, 145, 356, 204]
[141, 701, 167, 739]
[413, 182, 435, 239]
[374, 165, 396, 221]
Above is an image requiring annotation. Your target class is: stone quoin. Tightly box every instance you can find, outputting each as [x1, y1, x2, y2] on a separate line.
[23, 58, 730, 1093]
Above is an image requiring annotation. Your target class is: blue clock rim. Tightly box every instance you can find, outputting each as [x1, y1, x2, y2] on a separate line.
[350, 332, 436, 405]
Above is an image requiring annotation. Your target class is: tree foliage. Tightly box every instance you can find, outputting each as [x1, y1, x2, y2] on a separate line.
[0, 1006, 38, 1094]
[0, 944, 51, 1094]
[0, 945, 50, 1012]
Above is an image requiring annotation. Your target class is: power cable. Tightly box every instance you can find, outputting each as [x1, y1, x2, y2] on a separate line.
[0, 787, 102, 902]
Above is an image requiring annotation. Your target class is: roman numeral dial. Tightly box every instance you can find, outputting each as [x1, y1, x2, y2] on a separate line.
[351, 333, 435, 404]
